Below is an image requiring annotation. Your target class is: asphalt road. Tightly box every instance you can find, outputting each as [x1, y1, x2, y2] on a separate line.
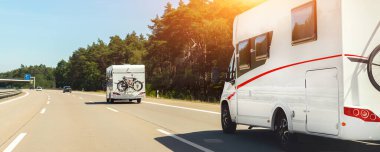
[0, 90, 379, 152]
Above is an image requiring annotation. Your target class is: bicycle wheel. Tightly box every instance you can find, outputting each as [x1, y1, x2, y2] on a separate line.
[368, 45, 380, 91]
[117, 81, 127, 92]
[133, 81, 143, 91]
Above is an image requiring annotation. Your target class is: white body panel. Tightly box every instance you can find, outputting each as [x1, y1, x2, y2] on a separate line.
[106, 65, 146, 100]
[222, 0, 380, 141]
[306, 68, 339, 135]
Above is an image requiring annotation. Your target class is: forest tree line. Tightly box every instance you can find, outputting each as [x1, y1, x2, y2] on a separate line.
[0, 65, 55, 88]
[1, 0, 263, 101]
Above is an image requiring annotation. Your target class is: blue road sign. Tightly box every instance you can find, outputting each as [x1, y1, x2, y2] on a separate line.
[24, 74, 31, 80]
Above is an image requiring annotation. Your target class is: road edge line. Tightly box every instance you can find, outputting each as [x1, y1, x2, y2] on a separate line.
[77, 92, 220, 115]
[144, 101, 220, 115]
[0, 91, 30, 105]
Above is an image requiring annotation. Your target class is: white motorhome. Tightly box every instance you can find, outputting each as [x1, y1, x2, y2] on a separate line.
[220, 0, 380, 148]
[106, 65, 146, 104]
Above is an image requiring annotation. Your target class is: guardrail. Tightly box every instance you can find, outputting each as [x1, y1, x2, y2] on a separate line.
[0, 89, 21, 99]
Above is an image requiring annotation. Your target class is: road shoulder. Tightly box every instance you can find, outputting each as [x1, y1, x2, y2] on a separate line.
[75, 91, 220, 114]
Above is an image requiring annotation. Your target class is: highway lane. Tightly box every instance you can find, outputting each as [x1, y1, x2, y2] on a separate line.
[0, 91, 47, 148]
[0, 90, 379, 152]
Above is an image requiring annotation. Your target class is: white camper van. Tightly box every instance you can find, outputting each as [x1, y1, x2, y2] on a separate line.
[106, 65, 146, 104]
[221, 0, 380, 148]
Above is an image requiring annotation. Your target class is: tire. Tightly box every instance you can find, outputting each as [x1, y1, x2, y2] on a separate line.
[368, 45, 380, 92]
[107, 94, 111, 103]
[107, 94, 114, 103]
[221, 103, 237, 134]
[274, 111, 295, 151]
[133, 81, 143, 91]
[137, 99, 141, 104]
[117, 81, 126, 92]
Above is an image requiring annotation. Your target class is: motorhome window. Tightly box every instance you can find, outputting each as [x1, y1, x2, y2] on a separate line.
[255, 33, 269, 61]
[238, 40, 251, 70]
[291, 0, 317, 45]
[228, 54, 236, 80]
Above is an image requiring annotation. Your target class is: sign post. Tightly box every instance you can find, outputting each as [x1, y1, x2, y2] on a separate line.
[31, 77, 35, 89]
[25, 74, 35, 89]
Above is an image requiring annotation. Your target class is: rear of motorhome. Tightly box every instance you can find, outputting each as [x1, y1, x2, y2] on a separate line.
[220, 0, 380, 148]
[106, 65, 146, 103]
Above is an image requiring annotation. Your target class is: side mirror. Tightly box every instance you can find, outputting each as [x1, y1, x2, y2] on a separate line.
[226, 68, 231, 82]
[230, 79, 236, 85]
[230, 70, 236, 85]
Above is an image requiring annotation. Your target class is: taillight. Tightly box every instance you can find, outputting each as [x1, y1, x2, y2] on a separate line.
[344, 107, 380, 122]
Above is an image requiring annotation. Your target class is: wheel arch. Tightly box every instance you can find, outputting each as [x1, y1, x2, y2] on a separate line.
[221, 100, 237, 122]
[270, 104, 294, 132]
[221, 100, 229, 110]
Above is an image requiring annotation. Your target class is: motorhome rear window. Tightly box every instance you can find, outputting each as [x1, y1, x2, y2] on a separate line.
[291, 0, 317, 45]
[238, 40, 251, 70]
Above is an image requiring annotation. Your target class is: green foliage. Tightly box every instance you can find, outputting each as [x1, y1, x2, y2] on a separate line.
[144, 0, 262, 102]
[55, 60, 69, 88]
[0, 64, 55, 88]
[54, 0, 263, 101]
[55, 32, 147, 91]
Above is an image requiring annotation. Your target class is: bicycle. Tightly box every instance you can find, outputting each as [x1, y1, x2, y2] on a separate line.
[368, 45, 380, 91]
[116, 76, 143, 92]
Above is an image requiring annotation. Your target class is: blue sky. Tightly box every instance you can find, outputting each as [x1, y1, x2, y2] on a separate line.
[0, 0, 186, 72]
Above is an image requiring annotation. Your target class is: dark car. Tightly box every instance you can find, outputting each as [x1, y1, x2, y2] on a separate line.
[63, 86, 72, 93]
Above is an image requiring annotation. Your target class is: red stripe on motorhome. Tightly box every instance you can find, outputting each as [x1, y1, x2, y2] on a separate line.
[227, 54, 345, 100]
[237, 54, 342, 89]
[227, 92, 236, 100]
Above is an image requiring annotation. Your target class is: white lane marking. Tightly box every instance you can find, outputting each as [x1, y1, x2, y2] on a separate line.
[144, 101, 220, 115]
[79, 97, 83, 100]
[0, 92, 30, 105]
[46, 101, 50, 105]
[77, 92, 220, 115]
[353, 140, 380, 146]
[40, 108, 46, 114]
[157, 129, 214, 152]
[3, 133, 27, 152]
[106, 107, 119, 113]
